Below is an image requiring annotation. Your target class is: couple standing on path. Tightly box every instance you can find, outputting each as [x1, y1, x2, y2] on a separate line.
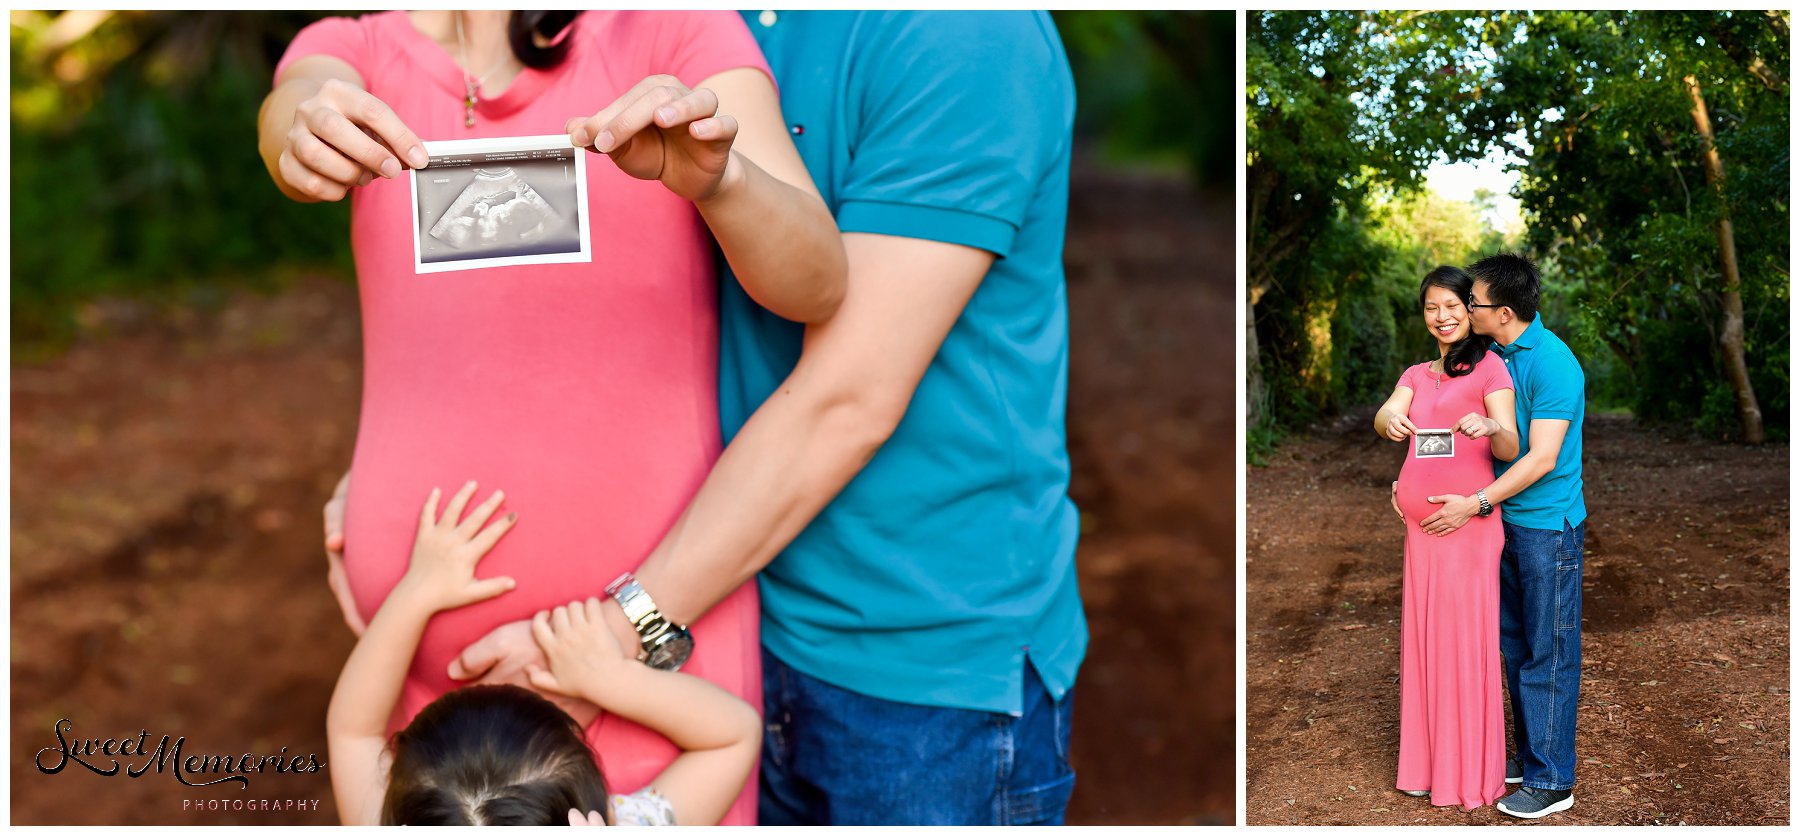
[1375, 254, 1587, 819]
[262, 10, 1083, 826]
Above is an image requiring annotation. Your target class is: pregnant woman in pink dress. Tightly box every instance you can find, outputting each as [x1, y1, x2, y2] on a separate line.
[258, 11, 845, 824]
[1373, 266, 1519, 810]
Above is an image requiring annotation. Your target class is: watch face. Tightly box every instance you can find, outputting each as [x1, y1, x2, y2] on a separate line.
[645, 630, 694, 672]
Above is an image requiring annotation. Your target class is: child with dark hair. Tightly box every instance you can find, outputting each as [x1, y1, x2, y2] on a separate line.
[326, 481, 761, 826]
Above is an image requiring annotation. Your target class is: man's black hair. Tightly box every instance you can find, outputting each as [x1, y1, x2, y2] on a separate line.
[1467, 252, 1540, 324]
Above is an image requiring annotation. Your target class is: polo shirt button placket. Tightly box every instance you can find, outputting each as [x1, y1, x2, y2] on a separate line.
[759, 10, 777, 27]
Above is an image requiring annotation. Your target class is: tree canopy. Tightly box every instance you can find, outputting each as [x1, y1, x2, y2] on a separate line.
[1248, 10, 1788, 451]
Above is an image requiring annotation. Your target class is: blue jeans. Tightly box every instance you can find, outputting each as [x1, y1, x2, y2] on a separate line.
[758, 647, 1076, 825]
[1499, 520, 1584, 791]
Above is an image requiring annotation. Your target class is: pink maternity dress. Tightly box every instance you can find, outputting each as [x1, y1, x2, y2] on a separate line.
[1392, 351, 1513, 809]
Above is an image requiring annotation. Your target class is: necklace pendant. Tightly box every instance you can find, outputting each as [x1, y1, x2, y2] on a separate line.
[464, 88, 478, 128]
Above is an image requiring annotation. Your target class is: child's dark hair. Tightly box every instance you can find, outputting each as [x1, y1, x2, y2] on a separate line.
[382, 684, 609, 825]
[1466, 251, 1541, 323]
[1418, 265, 1491, 378]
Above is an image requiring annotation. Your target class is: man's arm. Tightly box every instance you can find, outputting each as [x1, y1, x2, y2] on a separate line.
[624, 233, 993, 632]
[1420, 417, 1570, 536]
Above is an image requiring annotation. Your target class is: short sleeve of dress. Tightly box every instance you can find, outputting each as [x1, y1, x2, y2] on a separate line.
[1481, 353, 1515, 398]
[274, 16, 372, 87]
[1395, 363, 1418, 392]
[609, 787, 677, 826]
[835, 12, 1073, 258]
[642, 11, 772, 89]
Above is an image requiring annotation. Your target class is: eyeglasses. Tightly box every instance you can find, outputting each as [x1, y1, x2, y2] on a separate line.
[1466, 301, 1504, 310]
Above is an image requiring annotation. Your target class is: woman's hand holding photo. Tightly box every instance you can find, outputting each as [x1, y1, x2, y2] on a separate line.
[263, 71, 429, 203]
[568, 75, 740, 203]
[1453, 412, 1499, 440]
[1383, 411, 1418, 442]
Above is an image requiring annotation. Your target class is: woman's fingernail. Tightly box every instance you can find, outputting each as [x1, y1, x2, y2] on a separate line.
[595, 130, 614, 151]
[408, 147, 429, 168]
[380, 158, 400, 179]
[570, 128, 589, 146]
[656, 106, 676, 124]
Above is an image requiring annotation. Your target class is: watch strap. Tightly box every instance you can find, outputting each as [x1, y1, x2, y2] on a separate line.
[606, 573, 685, 644]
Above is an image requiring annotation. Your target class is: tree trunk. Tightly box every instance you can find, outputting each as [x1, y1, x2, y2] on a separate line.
[1684, 74, 1764, 444]
[1247, 292, 1266, 429]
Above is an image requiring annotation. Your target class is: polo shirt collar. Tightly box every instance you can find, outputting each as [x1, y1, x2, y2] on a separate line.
[1497, 318, 1544, 356]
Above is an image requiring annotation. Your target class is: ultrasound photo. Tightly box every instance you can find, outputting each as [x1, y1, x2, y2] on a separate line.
[410, 135, 590, 273]
[1414, 429, 1455, 459]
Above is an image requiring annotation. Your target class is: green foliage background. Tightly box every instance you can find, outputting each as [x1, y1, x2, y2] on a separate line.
[10, 10, 1229, 355]
[1247, 10, 1789, 448]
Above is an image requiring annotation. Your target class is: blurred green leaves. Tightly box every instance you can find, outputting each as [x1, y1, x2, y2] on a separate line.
[1248, 10, 1789, 442]
[11, 11, 352, 353]
[1056, 11, 1231, 187]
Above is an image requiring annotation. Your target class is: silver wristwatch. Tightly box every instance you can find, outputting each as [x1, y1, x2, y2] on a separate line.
[1476, 489, 1494, 517]
[605, 573, 693, 672]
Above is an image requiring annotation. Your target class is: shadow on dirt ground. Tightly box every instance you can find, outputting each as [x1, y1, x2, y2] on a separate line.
[10, 165, 1234, 825]
[1246, 410, 1790, 825]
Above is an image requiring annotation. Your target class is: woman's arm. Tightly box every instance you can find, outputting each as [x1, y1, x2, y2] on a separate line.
[529, 599, 760, 826]
[258, 55, 428, 203]
[326, 484, 517, 824]
[1373, 385, 1417, 441]
[692, 67, 846, 323]
[569, 71, 846, 323]
[1481, 389, 1520, 461]
[1452, 388, 1519, 461]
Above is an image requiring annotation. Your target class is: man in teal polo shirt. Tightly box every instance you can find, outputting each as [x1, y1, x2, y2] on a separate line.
[711, 12, 1084, 824]
[1418, 253, 1585, 820]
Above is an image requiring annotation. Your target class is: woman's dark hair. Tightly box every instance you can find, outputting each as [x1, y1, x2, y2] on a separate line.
[509, 11, 581, 69]
[1418, 265, 1491, 378]
[382, 684, 610, 825]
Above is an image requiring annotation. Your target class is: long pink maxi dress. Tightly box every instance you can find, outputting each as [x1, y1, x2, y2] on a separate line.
[277, 11, 772, 824]
[1392, 351, 1512, 809]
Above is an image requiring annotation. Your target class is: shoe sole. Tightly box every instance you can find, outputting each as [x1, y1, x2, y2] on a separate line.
[1497, 793, 1574, 819]
[1399, 790, 1429, 797]
[1506, 776, 1523, 784]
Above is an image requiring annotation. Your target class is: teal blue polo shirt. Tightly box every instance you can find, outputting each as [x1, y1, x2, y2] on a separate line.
[1491, 318, 1587, 529]
[719, 11, 1084, 715]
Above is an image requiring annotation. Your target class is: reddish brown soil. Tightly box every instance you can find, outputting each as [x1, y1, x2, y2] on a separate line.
[10, 168, 1234, 825]
[1246, 411, 1790, 825]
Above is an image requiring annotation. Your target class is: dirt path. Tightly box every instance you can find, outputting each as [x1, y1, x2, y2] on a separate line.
[10, 168, 1233, 825]
[1246, 411, 1790, 825]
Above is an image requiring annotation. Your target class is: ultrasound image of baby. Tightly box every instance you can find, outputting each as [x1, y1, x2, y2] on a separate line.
[428, 167, 561, 250]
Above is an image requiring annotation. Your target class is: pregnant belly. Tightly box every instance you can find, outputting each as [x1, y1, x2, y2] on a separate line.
[1396, 449, 1495, 525]
[340, 404, 722, 697]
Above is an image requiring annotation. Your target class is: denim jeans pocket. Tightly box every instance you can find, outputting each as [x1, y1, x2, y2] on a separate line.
[1553, 522, 1585, 631]
[1553, 559, 1582, 631]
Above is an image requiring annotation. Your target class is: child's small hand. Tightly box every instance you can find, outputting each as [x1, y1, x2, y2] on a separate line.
[568, 808, 608, 826]
[398, 481, 517, 611]
[525, 598, 627, 700]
